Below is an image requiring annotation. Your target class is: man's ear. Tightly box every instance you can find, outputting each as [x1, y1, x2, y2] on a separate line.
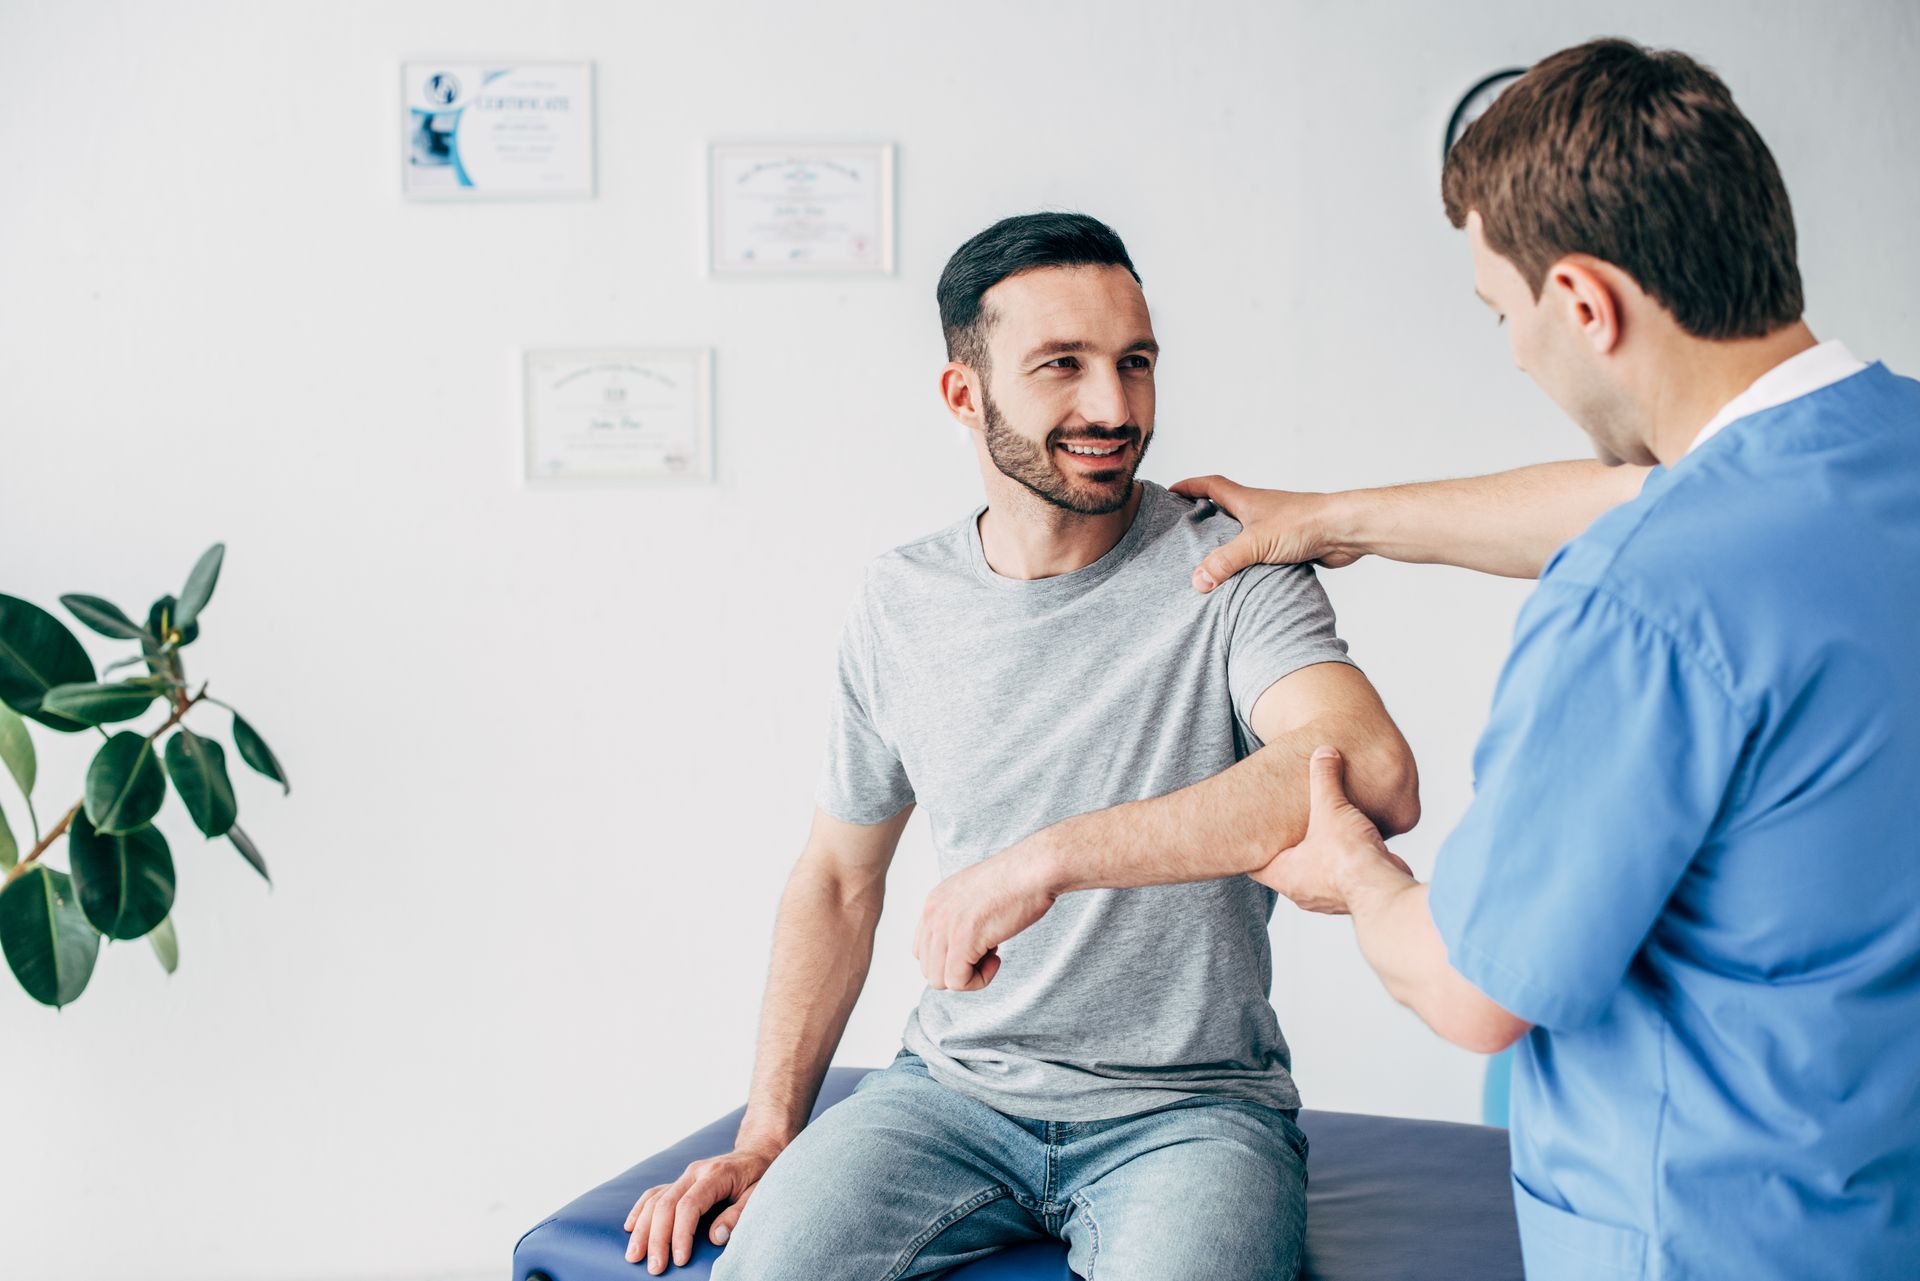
[940, 361, 986, 432]
[1546, 255, 1626, 356]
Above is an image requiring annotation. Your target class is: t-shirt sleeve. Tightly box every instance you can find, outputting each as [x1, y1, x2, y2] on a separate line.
[1222, 562, 1356, 735]
[815, 591, 916, 825]
[1427, 580, 1753, 1029]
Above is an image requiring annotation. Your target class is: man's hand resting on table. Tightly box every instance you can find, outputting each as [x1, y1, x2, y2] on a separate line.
[624, 1143, 778, 1273]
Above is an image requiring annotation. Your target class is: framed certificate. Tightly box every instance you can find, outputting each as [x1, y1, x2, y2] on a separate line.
[522, 349, 714, 484]
[403, 61, 594, 199]
[708, 142, 895, 275]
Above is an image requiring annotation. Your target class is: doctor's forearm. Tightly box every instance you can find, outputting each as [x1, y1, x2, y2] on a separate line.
[1346, 874, 1529, 1054]
[1325, 460, 1649, 579]
[1033, 715, 1417, 894]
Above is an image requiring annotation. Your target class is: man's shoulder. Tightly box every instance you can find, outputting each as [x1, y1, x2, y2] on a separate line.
[1142, 480, 1247, 553]
[846, 509, 980, 611]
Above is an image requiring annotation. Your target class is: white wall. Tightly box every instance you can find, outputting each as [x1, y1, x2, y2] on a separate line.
[3, 1, 1915, 1277]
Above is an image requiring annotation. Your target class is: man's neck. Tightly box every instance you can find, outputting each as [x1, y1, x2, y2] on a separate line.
[1645, 321, 1819, 465]
[977, 479, 1145, 581]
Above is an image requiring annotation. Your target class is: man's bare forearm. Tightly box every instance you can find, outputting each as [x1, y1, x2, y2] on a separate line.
[1033, 713, 1418, 895]
[733, 857, 885, 1154]
[1324, 460, 1650, 579]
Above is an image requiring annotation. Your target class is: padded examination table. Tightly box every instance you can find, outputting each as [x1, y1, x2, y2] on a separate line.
[515, 1067, 1521, 1280]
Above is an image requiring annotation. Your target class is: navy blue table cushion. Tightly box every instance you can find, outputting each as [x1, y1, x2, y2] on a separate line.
[514, 1067, 1521, 1281]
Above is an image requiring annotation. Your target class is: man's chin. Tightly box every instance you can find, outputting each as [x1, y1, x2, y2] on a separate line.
[1052, 470, 1136, 515]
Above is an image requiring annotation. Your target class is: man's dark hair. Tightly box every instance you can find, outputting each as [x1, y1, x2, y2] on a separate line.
[1442, 37, 1802, 340]
[937, 212, 1141, 372]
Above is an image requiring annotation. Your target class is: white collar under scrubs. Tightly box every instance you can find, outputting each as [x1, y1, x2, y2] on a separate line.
[1685, 338, 1865, 454]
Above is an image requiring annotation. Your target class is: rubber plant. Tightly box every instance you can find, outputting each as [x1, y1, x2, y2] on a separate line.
[0, 545, 288, 1007]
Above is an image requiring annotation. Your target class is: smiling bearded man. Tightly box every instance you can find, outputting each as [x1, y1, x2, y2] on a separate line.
[621, 211, 1419, 1281]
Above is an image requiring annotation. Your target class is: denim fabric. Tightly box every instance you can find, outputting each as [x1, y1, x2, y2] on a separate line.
[711, 1051, 1307, 1281]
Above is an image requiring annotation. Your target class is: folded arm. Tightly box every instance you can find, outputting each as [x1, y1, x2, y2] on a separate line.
[914, 662, 1419, 989]
[1034, 660, 1418, 893]
[625, 804, 912, 1272]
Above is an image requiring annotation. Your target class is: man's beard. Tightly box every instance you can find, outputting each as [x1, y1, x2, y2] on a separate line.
[981, 385, 1150, 516]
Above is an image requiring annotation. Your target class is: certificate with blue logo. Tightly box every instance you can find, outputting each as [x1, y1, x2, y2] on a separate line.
[522, 349, 715, 484]
[708, 142, 895, 274]
[403, 62, 594, 199]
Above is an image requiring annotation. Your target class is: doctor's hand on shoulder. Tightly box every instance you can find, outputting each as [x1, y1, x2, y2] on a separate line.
[1170, 475, 1361, 592]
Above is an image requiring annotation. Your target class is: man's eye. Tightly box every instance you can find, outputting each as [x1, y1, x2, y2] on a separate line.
[1045, 357, 1079, 369]
[1120, 355, 1152, 370]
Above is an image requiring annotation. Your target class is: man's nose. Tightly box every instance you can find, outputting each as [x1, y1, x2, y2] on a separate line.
[1075, 366, 1130, 428]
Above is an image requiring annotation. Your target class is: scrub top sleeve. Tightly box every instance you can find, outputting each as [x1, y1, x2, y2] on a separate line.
[1428, 581, 1753, 1030]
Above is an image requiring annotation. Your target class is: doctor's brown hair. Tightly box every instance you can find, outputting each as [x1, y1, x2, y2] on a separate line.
[1442, 37, 1803, 340]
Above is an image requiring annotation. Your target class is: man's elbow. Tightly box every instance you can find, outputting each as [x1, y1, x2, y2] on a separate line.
[1363, 746, 1422, 837]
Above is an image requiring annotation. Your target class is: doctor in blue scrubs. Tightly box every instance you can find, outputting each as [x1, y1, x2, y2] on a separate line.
[1175, 38, 1920, 1280]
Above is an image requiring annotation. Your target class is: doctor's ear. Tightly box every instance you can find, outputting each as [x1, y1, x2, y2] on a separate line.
[940, 361, 987, 432]
[1547, 256, 1625, 355]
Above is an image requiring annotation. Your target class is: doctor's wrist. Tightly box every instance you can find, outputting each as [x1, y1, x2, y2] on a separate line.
[1339, 850, 1418, 919]
[1314, 489, 1372, 566]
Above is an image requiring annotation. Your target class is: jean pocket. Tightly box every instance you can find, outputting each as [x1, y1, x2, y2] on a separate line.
[1511, 1174, 1648, 1278]
[856, 1048, 928, 1094]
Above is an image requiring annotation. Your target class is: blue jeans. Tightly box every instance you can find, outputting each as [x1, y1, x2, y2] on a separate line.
[711, 1051, 1308, 1281]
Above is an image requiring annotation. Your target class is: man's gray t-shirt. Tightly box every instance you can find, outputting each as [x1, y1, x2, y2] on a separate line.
[818, 480, 1354, 1121]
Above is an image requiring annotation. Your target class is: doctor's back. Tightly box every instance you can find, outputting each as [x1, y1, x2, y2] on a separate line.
[1441, 360, 1920, 1278]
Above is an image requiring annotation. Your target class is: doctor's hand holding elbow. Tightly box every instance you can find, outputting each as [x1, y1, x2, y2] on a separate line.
[1252, 747, 1415, 915]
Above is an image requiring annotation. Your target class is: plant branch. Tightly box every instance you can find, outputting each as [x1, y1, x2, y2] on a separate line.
[2, 683, 209, 885]
[8, 801, 81, 883]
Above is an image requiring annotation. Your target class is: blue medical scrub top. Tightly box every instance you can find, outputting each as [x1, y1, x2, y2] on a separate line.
[1429, 363, 1920, 1280]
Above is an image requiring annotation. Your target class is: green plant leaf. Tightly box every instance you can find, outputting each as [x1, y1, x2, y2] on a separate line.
[0, 865, 100, 1007]
[59, 594, 154, 642]
[228, 824, 270, 884]
[0, 594, 96, 733]
[146, 596, 199, 650]
[163, 729, 237, 838]
[173, 544, 225, 632]
[0, 702, 34, 799]
[85, 732, 166, 835]
[0, 798, 15, 871]
[41, 678, 170, 727]
[231, 713, 289, 794]
[68, 812, 175, 940]
[148, 914, 178, 974]
[103, 654, 155, 676]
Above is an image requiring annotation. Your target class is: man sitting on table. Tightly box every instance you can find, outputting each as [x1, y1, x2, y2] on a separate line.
[620, 211, 1420, 1279]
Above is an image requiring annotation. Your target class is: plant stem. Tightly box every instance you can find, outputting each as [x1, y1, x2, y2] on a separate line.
[2, 683, 208, 886]
[8, 801, 81, 883]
